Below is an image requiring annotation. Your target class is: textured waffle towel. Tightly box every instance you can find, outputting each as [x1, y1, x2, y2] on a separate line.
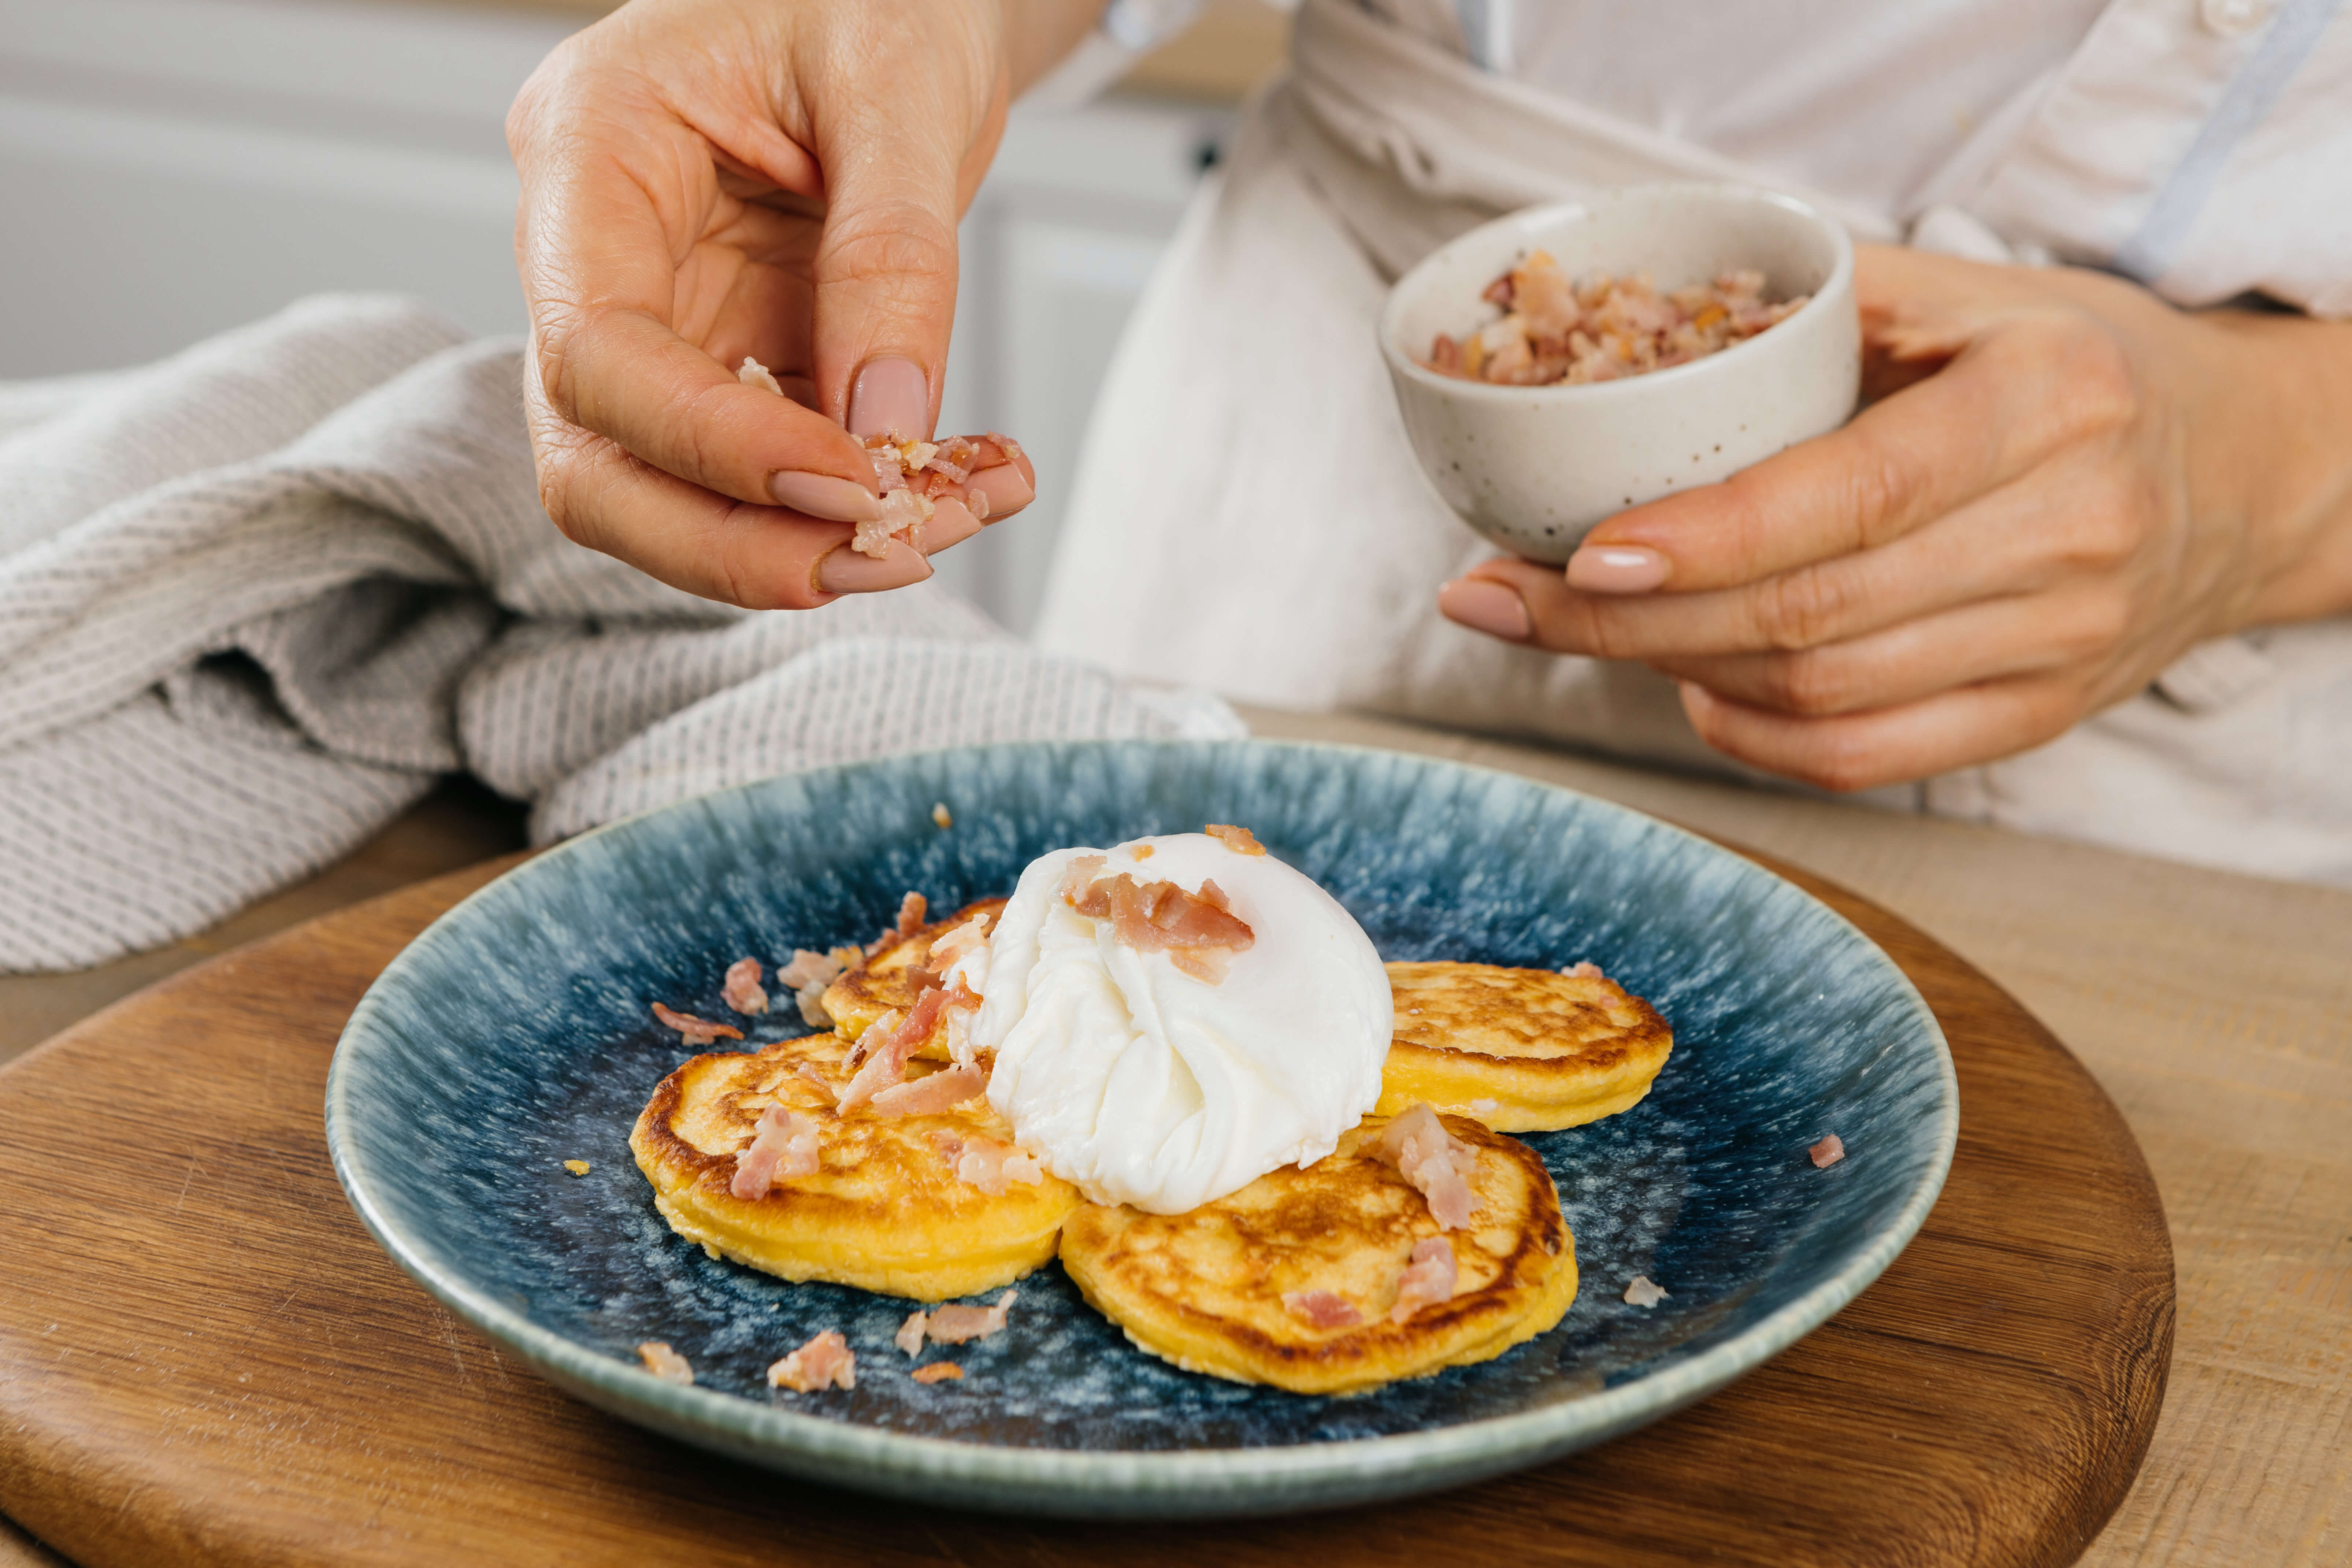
[0, 297, 1242, 973]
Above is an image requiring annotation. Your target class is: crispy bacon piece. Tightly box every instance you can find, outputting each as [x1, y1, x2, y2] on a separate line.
[636, 1341, 693, 1385]
[927, 911, 992, 972]
[838, 989, 948, 1111]
[1809, 1134, 1846, 1169]
[869, 1064, 988, 1118]
[778, 948, 847, 991]
[924, 1291, 1017, 1344]
[652, 1002, 742, 1047]
[1376, 1104, 1481, 1231]
[737, 356, 783, 396]
[1562, 960, 1605, 980]
[563, 1159, 590, 1176]
[895, 1310, 930, 1356]
[795, 1062, 839, 1106]
[985, 431, 1025, 463]
[911, 1362, 964, 1384]
[843, 1006, 902, 1070]
[1390, 1238, 1458, 1323]
[722, 957, 768, 1015]
[768, 1330, 856, 1392]
[932, 802, 953, 829]
[1063, 864, 1255, 984]
[1624, 1274, 1669, 1308]
[731, 1106, 821, 1198]
[1281, 1289, 1362, 1329]
[1203, 823, 1266, 856]
[862, 891, 930, 954]
[930, 1131, 1044, 1196]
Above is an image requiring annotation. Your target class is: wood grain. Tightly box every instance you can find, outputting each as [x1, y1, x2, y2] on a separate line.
[0, 850, 2171, 1568]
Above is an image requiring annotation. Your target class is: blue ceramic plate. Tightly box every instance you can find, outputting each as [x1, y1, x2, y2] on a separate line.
[327, 741, 1955, 1518]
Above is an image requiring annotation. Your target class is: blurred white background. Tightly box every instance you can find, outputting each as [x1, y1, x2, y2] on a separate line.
[0, 0, 1284, 630]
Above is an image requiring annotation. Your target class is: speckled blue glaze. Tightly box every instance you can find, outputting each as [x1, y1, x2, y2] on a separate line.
[327, 741, 1955, 1518]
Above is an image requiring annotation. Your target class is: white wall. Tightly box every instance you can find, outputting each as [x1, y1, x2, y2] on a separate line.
[0, 0, 1221, 630]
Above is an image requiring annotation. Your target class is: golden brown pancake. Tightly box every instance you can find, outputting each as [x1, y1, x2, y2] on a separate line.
[1058, 1114, 1576, 1395]
[1378, 961, 1672, 1132]
[630, 1028, 1079, 1300]
[821, 896, 1008, 1060]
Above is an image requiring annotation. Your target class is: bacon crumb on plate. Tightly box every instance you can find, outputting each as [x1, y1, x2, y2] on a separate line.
[1810, 1134, 1846, 1169]
[636, 1341, 694, 1385]
[1376, 1103, 1481, 1230]
[932, 802, 953, 829]
[911, 1363, 964, 1384]
[721, 957, 768, 1015]
[924, 1291, 1017, 1344]
[1624, 1275, 1669, 1308]
[895, 1310, 929, 1356]
[652, 1002, 742, 1047]
[563, 1159, 590, 1176]
[768, 1330, 856, 1393]
[1281, 1289, 1362, 1329]
[1389, 1238, 1459, 1323]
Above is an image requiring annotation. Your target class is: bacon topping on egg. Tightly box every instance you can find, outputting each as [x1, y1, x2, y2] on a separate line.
[1060, 860, 1256, 984]
[768, 1330, 856, 1392]
[1203, 823, 1266, 856]
[1389, 1238, 1459, 1323]
[721, 957, 768, 1015]
[1281, 1289, 1362, 1329]
[731, 1105, 821, 1198]
[927, 910, 992, 972]
[930, 1130, 1045, 1196]
[652, 1002, 743, 1047]
[1376, 1103, 1481, 1231]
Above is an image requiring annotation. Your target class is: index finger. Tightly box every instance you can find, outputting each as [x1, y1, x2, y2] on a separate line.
[1573, 314, 2099, 594]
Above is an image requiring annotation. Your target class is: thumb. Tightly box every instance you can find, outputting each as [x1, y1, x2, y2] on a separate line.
[805, 25, 1008, 439]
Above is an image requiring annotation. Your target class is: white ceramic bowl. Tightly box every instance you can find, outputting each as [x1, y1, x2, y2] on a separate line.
[1379, 183, 1859, 564]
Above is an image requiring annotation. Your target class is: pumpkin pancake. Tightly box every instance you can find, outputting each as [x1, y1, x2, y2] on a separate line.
[821, 896, 1008, 1060]
[630, 1028, 1079, 1300]
[1058, 1113, 1576, 1395]
[1378, 961, 1672, 1132]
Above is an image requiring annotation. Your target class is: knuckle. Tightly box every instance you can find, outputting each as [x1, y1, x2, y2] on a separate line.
[1756, 569, 1851, 651]
[1772, 652, 1854, 717]
[1843, 429, 1923, 544]
[2039, 318, 2140, 438]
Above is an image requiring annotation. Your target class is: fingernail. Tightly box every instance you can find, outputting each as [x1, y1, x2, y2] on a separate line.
[963, 460, 1035, 518]
[1566, 543, 1670, 594]
[769, 470, 880, 522]
[921, 497, 983, 554]
[1437, 578, 1532, 642]
[847, 357, 930, 440]
[815, 538, 932, 594]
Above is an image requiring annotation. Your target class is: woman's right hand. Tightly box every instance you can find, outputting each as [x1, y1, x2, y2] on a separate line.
[507, 0, 1076, 608]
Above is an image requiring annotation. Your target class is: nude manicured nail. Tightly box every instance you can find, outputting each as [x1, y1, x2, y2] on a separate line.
[1565, 544, 1670, 594]
[847, 356, 931, 440]
[815, 538, 932, 594]
[963, 461, 1035, 518]
[922, 497, 984, 554]
[1437, 578, 1532, 642]
[769, 470, 880, 522]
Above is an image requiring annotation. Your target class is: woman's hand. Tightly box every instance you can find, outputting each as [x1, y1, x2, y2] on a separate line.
[1436, 246, 2352, 790]
[507, 0, 1094, 609]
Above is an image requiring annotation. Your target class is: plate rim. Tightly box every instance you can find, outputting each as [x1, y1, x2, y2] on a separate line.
[325, 737, 1959, 1509]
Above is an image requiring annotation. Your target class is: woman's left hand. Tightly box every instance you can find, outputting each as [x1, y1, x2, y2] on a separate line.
[1436, 245, 2352, 791]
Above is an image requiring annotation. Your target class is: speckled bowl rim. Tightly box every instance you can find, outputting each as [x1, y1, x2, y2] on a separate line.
[1376, 183, 1856, 404]
[327, 739, 1957, 1515]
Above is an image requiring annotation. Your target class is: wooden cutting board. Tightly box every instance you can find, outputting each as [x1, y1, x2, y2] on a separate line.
[0, 848, 2173, 1568]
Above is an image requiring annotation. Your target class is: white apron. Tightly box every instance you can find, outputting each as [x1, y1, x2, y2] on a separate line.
[1035, 0, 2352, 886]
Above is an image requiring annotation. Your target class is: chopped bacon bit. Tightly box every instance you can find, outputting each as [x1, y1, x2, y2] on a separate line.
[838, 990, 948, 1111]
[869, 1063, 988, 1117]
[931, 1130, 1044, 1195]
[932, 802, 953, 829]
[1282, 1289, 1362, 1329]
[563, 1159, 590, 1176]
[1130, 844, 1154, 860]
[1562, 960, 1605, 980]
[843, 1007, 902, 1070]
[924, 1291, 1017, 1344]
[967, 489, 990, 520]
[1204, 823, 1267, 856]
[927, 912, 992, 973]
[896, 1310, 930, 1355]
[636, 1341, 694, 1384]
[1390, 1238, 1458, 1323]
[984, 431, 1025, 463]
[1624, 1275, 1669, 1308]
[722, 957, 768, 1015]
[731, 1106, 820, 1198]
[1064, 864, 1255, 985]
[1810, 1134, 1846, 1169]
[653, 1002, 743, 1047]
[768, 1330, 855, 1392]
[738, 356, 783, 396]
[1376, 1104, 1481, 1231]
[911, 1362, 964, 1384]
[778, 948, 848, 991]
[895, 892, 928, 938]
[795, 1062, 838, 1106]
[794, 985, 832, 1028]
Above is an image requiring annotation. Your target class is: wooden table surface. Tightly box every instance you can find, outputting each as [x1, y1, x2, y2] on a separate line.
[3, 709, 2346, 1566]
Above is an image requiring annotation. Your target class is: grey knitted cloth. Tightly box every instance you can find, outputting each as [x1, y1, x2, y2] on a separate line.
[0, 296, 1242, 973]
